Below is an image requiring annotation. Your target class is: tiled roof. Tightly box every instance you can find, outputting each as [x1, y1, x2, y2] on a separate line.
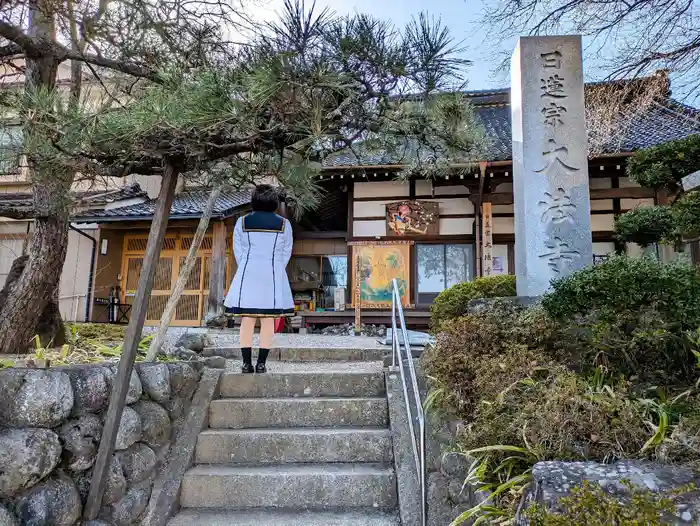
[0, 183, 148, 217]
[76, 183, 147, 205]
[73, 187, 252, 222]
[323, 88, 700, 166]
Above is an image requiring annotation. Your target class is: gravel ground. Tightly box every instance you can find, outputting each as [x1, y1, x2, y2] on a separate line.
[203, 332, 386, 350]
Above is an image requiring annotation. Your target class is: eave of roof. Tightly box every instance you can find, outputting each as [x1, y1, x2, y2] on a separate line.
[72, 187, 253, 223]
[321, 83, 700, 169]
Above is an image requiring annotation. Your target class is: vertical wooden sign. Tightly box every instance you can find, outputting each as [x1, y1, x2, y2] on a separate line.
[354, 249, 361, 335]
[482, 202, 493, 276]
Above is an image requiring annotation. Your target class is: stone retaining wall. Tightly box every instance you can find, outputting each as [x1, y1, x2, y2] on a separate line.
[0, 362, 202, 525]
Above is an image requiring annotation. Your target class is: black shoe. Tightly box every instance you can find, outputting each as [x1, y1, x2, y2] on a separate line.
[241, 363, 254, 374]
[255, 362, 267, 374]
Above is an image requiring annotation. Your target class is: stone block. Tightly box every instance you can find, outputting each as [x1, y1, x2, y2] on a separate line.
[515, 460, 700, 525]
[511, 36, 592, 296]
[0, 369, 73, 428]
[175, 332, 213, 353]
[0, 428, 61, 498]
[137, 363, 171, 403]
[385, 371, 422, 526]
[180, 464, 397, 509]
[116, 443, 157, 485]
[103, 478, 152, 526]
[682, 170, 700, 192]
[106, 366, 143, 404]
[58, 414, 102, 471]
[14, 474, 81, 526]
[209, 397, 388, 429]
[196, 428, 393, 464]
[167, 363, 200, 399]
[168, 509, 400, 525]
[115, 405, 142, 450]
[132, 400, 171, 449]
[65, 366, 110, 414]
[0, 505, 19, 526]
[202, 356, 226, 369]
[218, 371, 386, 399]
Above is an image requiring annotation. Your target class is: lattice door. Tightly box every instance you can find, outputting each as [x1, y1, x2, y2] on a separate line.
[122, 231, 231, 326]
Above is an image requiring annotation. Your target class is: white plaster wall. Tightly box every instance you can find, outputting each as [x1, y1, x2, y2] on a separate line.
[493, 216, 515, 235]
[621, 198, 655, 210]
[591, 199, 614, 211]
[491, 204, 514, 214]
[415, 180, 431, 195]
[354, 198, 473, 218]
[590, 178, 612, 189]
[433, 184, 469, 196]
[618, 177, 642, 188]
[439, 217, 474, 235]
[591, 214, 615, 231]
[353, 181, 409, 198]
[353, 220, 386, 237]
[593, 242, 616, 256]
[59, 228, 97, 322]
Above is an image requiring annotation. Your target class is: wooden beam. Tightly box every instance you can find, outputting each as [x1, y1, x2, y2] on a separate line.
[487, 186, 655, 206]
[207, 220, 227, 318]
[84, 164, 179, 520]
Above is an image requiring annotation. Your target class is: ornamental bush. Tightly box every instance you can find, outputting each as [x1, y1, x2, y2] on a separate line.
[671, 190, 700, 239]
[429, 274, 516, 330]
[627, 134, 700, 191]
[613, 205, 674, 247]
[542, 255, 700, 331]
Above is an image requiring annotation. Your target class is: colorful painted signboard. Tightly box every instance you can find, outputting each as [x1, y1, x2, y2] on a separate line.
[349, 241, 412, 308]
[386, 200, 439, 237]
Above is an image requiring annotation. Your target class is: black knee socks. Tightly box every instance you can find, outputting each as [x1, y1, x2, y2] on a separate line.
[241, 347, 252, 366]
[242, 347, 269, 365]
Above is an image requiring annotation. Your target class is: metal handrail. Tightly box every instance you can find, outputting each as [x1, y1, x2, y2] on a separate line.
[391, 278, 426, 526]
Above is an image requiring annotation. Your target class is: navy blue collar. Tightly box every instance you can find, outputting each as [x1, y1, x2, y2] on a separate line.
[242, 212, 285, 233]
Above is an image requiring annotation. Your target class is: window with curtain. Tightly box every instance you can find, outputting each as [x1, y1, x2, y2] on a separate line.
[0, 126, 22, 175]
[416, 243, 474, 304]
[321, 255, 347, 308]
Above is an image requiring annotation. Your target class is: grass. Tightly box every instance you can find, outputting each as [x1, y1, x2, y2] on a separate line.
[0, 323, 174, 368]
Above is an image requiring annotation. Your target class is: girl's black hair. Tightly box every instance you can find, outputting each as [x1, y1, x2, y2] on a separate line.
[251, 184, 280, 213]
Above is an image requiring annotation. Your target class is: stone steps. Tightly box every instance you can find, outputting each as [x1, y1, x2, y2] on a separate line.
[168, 509, 401, 525]
[219, 370, 386, 398]
[171, 367, 398, 525]
[209, 397, 389, 429]
[202, 346, 387, 362]
[179, 464, 397, 509]
[195, 427, 393, 464]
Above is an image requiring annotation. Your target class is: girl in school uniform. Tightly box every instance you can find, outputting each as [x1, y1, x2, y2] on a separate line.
[224, 184, 294, 373]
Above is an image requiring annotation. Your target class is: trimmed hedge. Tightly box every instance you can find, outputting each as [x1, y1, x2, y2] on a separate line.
[542, 255, 700, 330]
[430, 274, 516, 329]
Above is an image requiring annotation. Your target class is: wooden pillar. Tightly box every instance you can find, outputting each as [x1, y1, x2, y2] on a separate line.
[208, 220, 227, 317]
[482, 201, 493, 276]
[84, 164, 179, 520]
[475, 162, 487, 277]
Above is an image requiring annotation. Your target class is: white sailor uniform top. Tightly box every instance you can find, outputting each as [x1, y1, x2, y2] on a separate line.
[223, 212, 295, 317]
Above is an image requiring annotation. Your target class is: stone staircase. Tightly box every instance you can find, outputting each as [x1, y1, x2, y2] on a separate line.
[168, 366, 400, 525]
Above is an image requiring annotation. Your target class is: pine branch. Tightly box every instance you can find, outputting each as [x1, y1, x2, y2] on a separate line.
[0, 20, 163, 83]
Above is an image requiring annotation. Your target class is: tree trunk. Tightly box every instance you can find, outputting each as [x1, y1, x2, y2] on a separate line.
[0, 0, 70, 354]
[0, 185, 71, 353]
[146, 184, 223, 361]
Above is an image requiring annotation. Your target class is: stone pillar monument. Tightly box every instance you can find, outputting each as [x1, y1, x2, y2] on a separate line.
[511, 35, 592, 297]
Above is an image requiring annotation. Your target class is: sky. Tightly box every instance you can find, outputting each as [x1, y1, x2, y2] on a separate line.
[246, 0, 522, 92]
